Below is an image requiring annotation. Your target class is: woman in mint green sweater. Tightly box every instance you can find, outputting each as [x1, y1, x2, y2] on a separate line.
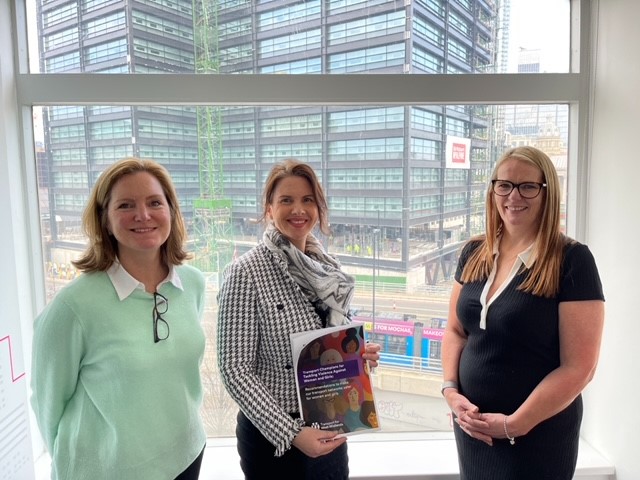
[31, 158, 207, 480]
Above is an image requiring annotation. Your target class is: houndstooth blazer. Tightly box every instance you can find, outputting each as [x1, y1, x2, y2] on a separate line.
[217, 243, 325, 456]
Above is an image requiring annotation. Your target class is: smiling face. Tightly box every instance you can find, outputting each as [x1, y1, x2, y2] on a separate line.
[267, 175, 319, 251]
[493, 158, 545, 236]
[106, 171, 171, 263]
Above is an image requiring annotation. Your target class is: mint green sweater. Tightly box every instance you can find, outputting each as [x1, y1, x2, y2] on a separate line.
[30, 265, 207, 480]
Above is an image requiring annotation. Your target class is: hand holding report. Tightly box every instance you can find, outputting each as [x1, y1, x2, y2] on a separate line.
[290, 324, 380, 436]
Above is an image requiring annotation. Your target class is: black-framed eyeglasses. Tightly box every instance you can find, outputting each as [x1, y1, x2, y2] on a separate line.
[491, 179, 547, 199]
[153, 292, 170, 343]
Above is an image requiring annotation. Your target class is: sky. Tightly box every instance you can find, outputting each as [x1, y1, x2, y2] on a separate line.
[507, 0, 570, 72]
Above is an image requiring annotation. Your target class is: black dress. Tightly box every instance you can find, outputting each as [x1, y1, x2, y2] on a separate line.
[453, 240, 604, 480]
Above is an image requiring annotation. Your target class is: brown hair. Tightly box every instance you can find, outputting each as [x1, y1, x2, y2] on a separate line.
[259, 158, 330, 235]
[72, 157, 190, 272]
[460, 146, 570, 297]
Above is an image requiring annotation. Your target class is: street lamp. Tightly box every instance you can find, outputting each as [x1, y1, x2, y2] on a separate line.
[372, 210, 381, 330]
[372, 228, 379, 326]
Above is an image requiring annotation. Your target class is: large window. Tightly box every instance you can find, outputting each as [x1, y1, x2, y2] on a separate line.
[32, 100, 569, 437]
[21, 0, 583, 455]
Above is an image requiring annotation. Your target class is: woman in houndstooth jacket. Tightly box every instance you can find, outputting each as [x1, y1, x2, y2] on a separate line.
[217, 159, 381, 479]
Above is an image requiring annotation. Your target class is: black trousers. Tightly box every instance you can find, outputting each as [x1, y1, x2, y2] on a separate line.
[174, 445, 205, 480]
[236, 411, 349, 480]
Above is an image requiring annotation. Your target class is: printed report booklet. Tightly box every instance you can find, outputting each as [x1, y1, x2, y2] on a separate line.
[290, 323, 380, 435]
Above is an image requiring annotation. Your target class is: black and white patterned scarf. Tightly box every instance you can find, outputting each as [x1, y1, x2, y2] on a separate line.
[263, 223, 354, 327]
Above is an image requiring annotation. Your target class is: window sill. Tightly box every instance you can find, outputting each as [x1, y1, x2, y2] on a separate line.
[199, 432, 614, 480]
[35, 432, 615, 480]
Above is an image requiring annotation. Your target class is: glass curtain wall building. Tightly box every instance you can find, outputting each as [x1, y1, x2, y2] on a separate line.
[209, 0, 500, 290]
[37, 0, 200, 265]
[37, 0, 501, 289]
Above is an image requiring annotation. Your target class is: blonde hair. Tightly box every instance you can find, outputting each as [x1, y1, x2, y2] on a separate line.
[73, 157, 190, 272]
[460, 146, 571, 297]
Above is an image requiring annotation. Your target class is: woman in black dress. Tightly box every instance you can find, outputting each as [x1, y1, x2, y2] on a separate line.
[441, 146, 605, 479]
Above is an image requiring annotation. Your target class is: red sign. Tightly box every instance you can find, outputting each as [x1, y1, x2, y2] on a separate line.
[452, 143, 467, 163]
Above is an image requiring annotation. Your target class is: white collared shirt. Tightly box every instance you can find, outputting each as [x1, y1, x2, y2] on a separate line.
[107, 259, 183, 300]
[478, 241, 535, 329]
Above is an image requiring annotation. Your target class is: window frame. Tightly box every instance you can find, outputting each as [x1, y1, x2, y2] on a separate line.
[15, 4, 591, 238]
[8, 0, 594, 474]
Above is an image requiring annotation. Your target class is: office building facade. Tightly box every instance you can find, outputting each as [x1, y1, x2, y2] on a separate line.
[37, 0, 502, 288]
[210, 0, 501, 287]
[37, 0, 200, 261]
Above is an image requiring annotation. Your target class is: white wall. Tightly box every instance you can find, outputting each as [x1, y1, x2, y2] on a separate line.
[0, 0, 39, 477]
[581, 0, 640, 478]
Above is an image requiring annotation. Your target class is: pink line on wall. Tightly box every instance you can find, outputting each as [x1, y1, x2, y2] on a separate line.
[0, 335, 26, 382]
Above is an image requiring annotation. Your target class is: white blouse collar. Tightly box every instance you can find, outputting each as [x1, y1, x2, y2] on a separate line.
[107, 258, 183, 300]
[478, 240, 535, 329]
[492, 239, 536, 268]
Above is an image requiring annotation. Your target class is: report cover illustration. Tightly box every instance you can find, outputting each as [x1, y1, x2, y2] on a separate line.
[290, 324, 379, 435]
